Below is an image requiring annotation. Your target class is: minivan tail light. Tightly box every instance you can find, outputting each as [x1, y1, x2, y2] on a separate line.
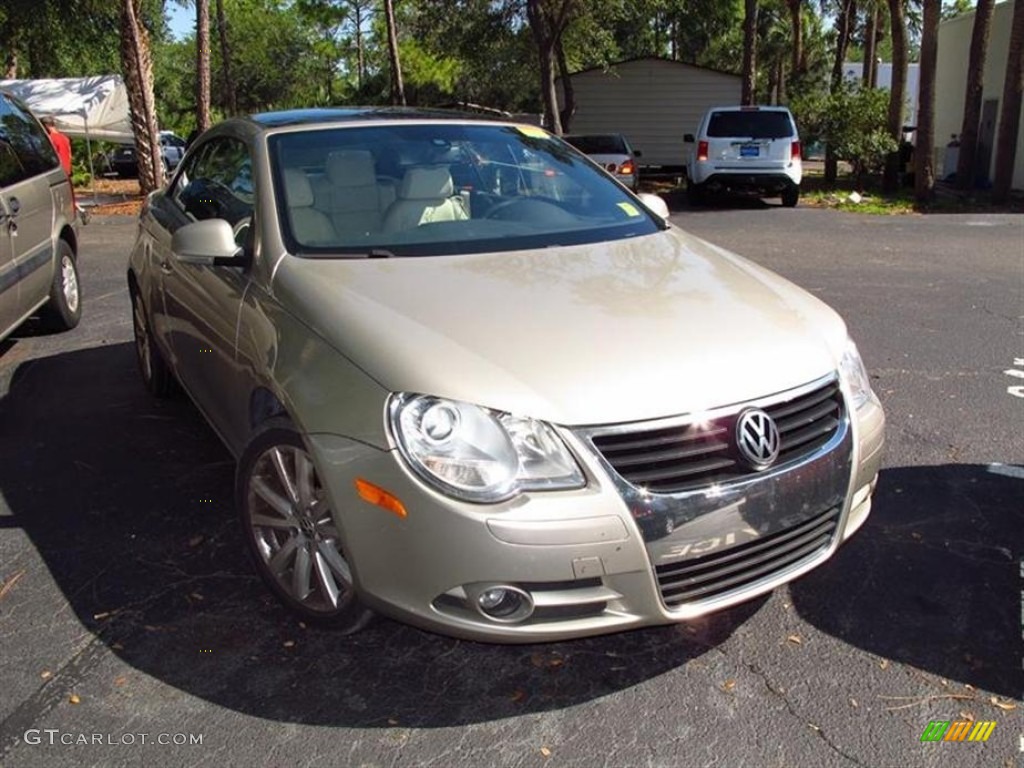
[791, 141, 801, 160]
[697, 140, 709, 162]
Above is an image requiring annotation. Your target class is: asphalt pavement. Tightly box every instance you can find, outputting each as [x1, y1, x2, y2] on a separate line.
[0, 204, 1021, 768]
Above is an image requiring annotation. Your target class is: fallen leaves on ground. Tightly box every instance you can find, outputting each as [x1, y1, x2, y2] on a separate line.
[68, 693, 81, 705]
[720, 679, 737, 692]
[787, 634, 802, 645]
[0, 569, 26, 602]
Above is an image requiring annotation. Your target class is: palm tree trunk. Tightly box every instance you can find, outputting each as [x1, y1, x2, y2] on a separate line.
[884, 0, 908, 192]
[384, 0, 405, 106]
[956, 0, 995, 190]
[196, 0, 212, 131]
[120, 0, 162, 194]
[787, 0, 802, 78]
[992, 0, 1024, 203]
[915, 0, 940, 202]
[215, 0, 237, 116]
[863, 4, 878, 88]
[741, 0, 758, 105]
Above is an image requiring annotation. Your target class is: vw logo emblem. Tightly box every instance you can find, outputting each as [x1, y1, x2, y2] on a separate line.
[735, 409, 781, 469]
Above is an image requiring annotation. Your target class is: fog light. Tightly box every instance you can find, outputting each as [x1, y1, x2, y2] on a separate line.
[474, 585, 533, 622]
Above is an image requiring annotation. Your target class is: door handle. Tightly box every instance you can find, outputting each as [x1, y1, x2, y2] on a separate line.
[7, 196, 20, 217]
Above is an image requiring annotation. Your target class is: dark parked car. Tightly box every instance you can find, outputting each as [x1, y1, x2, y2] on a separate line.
[110, 131, 186, 178]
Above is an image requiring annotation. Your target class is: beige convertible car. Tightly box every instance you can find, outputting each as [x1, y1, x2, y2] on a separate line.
[127, 109, 884, 642]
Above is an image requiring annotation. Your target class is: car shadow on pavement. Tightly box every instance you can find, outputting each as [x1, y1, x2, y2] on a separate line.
[790, 462, 1024, 700]
[0, 342, 764, 728]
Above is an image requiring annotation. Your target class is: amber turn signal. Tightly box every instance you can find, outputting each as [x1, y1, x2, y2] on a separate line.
[355, 478, 408, 518]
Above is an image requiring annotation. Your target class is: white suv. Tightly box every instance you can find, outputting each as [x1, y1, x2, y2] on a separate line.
[685, 106, 802, 207]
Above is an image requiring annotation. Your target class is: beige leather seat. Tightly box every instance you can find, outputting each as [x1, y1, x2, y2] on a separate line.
[283, 168, 336, 246]
[382, 166, 469, 232]
[314, 150, 386, 235]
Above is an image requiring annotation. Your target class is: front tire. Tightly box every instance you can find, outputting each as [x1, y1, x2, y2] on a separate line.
[40, 240, 82, 331]
[237, 425, 373, 631]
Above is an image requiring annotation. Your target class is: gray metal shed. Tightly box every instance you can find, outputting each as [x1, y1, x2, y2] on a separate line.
[558, 57, 742, 170]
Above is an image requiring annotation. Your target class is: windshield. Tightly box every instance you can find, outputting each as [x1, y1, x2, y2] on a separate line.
[564, 134, 628, 154]
[707, 111, 795, 139]
[269, 122, 660, 258]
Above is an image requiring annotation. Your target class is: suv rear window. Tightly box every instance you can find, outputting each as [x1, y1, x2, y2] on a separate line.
[565, 135, 628, 154]
[707, 111, 794, 139]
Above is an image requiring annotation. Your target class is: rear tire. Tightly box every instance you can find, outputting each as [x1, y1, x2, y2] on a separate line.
[130, 286, 173, 397]
[40, 240, 82, 331]
[782, 186, 800, 208]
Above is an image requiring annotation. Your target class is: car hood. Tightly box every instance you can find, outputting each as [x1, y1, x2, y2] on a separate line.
[272, 227, 847, 427]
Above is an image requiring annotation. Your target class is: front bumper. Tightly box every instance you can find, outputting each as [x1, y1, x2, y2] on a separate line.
[310, 376, 884, 643]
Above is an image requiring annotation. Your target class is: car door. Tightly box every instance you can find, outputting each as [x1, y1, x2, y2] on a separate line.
[153, 135, 256, 450]
[0, 94, 61, 328]
[0, 141, 24, 337]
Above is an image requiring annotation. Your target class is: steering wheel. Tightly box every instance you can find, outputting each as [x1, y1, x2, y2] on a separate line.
[483, 196, 565, 221]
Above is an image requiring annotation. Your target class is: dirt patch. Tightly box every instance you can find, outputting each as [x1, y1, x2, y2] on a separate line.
[77, 178, 144, 216]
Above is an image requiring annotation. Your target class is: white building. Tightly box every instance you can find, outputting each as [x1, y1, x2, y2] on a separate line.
[934, 1, 1023, 189]
[842, 62, 921, 126]
[557, 57, 742, 169]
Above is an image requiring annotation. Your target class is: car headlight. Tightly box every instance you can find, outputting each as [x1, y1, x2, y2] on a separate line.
[389, 394, 585, 503]
[840, 339, 875, 410]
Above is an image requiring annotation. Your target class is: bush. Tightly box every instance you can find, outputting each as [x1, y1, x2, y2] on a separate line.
[792, 82, 897, 188]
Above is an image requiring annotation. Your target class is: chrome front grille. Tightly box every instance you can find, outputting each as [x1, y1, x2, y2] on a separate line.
[589, 378, 844, 494]
[655, 506, 840, 607]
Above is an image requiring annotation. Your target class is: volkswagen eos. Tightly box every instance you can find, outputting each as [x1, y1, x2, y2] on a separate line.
[127, 109, 884, 642]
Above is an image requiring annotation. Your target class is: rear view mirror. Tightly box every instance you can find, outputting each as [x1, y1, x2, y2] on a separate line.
[637, 193, 670, 220]
[172, 219, 246, 267]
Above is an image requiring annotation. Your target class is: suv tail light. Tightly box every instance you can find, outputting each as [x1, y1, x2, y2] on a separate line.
[697, 140, 709, 162]
[791, 141, 801, 160]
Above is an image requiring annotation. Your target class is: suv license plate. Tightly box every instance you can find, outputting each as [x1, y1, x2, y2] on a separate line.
[740, 144, 760, 158]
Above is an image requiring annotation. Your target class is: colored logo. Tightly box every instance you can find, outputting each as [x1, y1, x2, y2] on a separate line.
[920, 720, 996, 742]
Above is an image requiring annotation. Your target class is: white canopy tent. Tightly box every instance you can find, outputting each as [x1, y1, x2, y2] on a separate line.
[0, 75, 134, 205]
[0, 75, 132, 142]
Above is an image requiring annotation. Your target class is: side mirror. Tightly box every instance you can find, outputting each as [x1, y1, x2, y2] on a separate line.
[633, 149, 643, 158]
[637, 193, 670, 220]
[172, 219, 246, 267]
[683, 134, 695, 143]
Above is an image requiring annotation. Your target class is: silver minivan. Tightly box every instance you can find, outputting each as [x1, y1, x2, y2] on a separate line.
[0, 92, 81, 342]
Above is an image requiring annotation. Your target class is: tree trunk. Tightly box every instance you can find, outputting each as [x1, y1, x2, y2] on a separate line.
[915, 0, 940, 202]
[384, 0, 405, 106]
[741, 0, 758, 105]
[354, 3, 366, 90]
[955, 0, 995, 190]
[863, 5, 878, 88]
[526, 0, 575, 135]
[215, 0, 237, 116]
[831, 0, 856, 91]
[120, 0, 163, 194]
[992, 0, 1024, 203]
[196, 0, 212, 131]
[556, 38, 575, 132]
[787, 0, 802, 78]
[884, 0, 908, 192]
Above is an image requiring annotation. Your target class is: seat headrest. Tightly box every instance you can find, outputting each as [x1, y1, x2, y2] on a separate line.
[399, 166, 454, 200]
[326, 150, 376, 187]
[283, 168, 314, 207]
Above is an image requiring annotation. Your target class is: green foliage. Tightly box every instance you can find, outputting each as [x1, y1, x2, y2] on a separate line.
[793, 81, 898, 184]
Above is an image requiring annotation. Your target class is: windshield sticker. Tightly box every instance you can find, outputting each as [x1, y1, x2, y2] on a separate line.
[516, 124, 550, 139]
[617, 202, 642, 217]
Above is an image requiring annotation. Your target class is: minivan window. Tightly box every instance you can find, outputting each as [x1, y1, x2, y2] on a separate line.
[0, 93, 60, 184]
[707, 111, 794, 139]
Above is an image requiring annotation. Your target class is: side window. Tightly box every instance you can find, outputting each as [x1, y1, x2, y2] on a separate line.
[0, 141, 26, 187]
[0, 93, 59, 184]
[172, 137, 254, 227]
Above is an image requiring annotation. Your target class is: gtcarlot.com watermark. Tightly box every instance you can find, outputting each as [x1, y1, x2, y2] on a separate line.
[23, 729, 203, 746]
